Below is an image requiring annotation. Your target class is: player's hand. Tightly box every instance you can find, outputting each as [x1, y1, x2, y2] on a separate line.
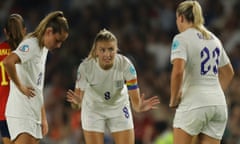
[18, 85, 35, 98]
[169, 103, 179, 108]
[66, 89, 81, 105]
[169, 92, 182, 108]
[140, 93, 160, 112]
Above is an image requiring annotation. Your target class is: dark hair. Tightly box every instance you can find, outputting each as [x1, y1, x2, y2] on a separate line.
[4, 14, 25, 50]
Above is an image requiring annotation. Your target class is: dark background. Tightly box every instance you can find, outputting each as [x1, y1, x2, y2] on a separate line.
[0, 0, 240, 143]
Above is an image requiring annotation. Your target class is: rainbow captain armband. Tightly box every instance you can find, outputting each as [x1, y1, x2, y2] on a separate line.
[126, 79, 138, 90]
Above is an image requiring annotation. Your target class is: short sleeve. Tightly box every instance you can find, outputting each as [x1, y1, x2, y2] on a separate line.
[123, 57, 137, 81]
[219, 47, 230, 67]
[170, 35, 187, 63]
[75, 63, 87, 90]
[13, 38, 39, 63]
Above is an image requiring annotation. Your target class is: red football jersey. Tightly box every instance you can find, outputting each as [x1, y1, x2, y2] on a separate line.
[0, 41, 11, 120]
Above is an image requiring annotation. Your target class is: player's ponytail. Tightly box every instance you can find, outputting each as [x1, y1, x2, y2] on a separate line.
[177, 1, 211, 40]
[28, 11, 69, 48]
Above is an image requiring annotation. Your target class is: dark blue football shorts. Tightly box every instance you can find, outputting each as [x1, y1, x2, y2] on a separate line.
[0, 120, 10, 138]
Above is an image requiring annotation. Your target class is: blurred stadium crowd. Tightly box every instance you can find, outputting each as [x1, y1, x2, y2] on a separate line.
[0, 0, 240, 144]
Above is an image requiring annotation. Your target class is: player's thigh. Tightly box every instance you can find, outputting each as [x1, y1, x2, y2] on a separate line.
[106, 105, 134, 133]
[112, 129, 134, 144]
[6, 117, 42, 141]
[173, 109, 203, 136]
[2, 137, 12, 144]
[81, 104, 105, 132]
[14, 133, 39, 144]
[191, 135, 200, 144]
[198, 133, 220, 144]
[173, 128, 193, 144]
[107, 104, 134, 144]
[173, 108, 205, 144]
[83, 130, 104, 144]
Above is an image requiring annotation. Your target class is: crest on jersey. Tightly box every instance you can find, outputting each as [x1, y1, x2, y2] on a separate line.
[19, 45, 29, 52]
[172, 40, 179, 50]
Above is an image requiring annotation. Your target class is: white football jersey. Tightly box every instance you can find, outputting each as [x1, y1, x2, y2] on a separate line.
[76, 54, 137, 113]
[171, 28, 230, 111]
[6, 37, 48, 123]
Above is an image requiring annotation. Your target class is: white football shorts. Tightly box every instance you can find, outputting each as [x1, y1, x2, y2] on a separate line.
[6, 116, 42, 140]
[173, 105, 228, 140]
[81, 101, 134, 133]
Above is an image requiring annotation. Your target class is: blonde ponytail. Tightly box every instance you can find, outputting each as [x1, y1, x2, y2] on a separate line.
[177, 1, 211, 40]
[28, 11, 69, 48]
[192, 1, 211, 40]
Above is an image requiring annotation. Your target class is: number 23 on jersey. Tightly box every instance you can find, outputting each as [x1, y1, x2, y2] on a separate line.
[200, 47, 220, 75]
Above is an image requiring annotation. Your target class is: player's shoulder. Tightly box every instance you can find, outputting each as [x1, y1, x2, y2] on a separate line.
[115, 54, 132, 64]
[79, 58, 96, 72]
[22, 37, 38, 46]
[0, 41, 11, 60]
[173, 28, 198, 45]
[114, 54, 136, 73]
[173, 32, 186, 42]
[114, 54, 133, 69]
[0, 41, 10, 49]
[17, 37, 39, 51]
[178, 28, 196, 38]
[208, 32, 220, 42]
[81, 57, 94, 65]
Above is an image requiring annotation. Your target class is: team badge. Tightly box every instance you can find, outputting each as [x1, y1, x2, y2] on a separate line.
[172, 40, 180, 50]
[19, 45, 29, 52]
[129, 65, 136, 75]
